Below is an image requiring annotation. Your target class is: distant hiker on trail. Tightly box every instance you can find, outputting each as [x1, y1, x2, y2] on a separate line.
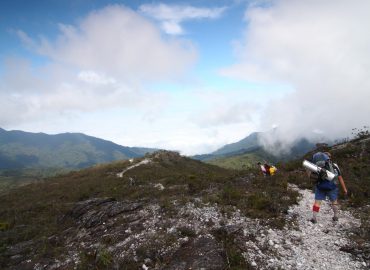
[306, 151, 348, 223]
[257, 162, 277, 176]
[257, 162, 267, 176]
[264, 163, 271, 176]
[268, 164, 277, 176]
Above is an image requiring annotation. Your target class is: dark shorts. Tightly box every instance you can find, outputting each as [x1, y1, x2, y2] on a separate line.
[315, 186, 338, 201]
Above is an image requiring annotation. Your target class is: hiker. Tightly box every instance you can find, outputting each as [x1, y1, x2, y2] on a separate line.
[257, 162, 267, 176]
[269, 164, 277, 176]
[308, 151, 348, 223]
[264, 163, 271, 176]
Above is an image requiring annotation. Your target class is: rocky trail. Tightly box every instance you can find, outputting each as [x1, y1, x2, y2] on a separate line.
[3, 186, 368, 270]
[255, 187, 367, 270]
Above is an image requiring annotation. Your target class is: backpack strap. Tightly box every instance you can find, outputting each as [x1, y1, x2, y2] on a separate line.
[333, 163, 341, 176]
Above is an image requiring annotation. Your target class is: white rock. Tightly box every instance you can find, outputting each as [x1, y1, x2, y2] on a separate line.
[142, 264, 149, 270]
[160, 186, 363, 270]
[154, 183, 165, 190]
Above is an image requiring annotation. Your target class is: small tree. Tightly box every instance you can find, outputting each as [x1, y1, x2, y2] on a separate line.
[351, 126, 370, 140]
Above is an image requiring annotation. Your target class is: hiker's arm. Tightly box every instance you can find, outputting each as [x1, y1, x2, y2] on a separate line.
[338, 175, 348, 194]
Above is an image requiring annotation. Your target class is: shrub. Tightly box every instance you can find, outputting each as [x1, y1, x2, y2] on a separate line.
[178, 226, 197, 238]
[96, 248, 113, 268]
[247, 194, 270, 211]
[212, 227, 249, 269]
[221, 185, 244, 206]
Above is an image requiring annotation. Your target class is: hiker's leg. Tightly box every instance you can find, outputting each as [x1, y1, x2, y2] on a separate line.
[328, 187, 339, 221]
[312, 200, 322, 222]
[312, 187, 325, 223]
[331, 200, 339, 221]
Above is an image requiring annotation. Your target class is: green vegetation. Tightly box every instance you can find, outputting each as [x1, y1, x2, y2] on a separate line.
[208, 150, 276, 170]
[0, 127, 156, 171]
[0, 151, 300, 268]
[0, 223, 9, 231]
[1, 132, 369, 269]
[212, 227, 250, 269]
[195, 131, 315, 171]
[0, 167, 71, 194]
[77, 248, 114, 270]
[206, 138, 314, 171]
[0, 128, 158, 192]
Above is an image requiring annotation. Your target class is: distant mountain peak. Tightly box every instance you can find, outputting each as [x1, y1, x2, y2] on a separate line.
[192, 130, 316, 168]
[0, 128, 158, 170]
[211, 131, 262, 156]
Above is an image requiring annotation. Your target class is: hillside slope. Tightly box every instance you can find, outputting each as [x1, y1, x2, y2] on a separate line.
[212, 131, 261, 156]
[0, 150, 298, 269]
[0, 128, 157, 170]
[192, 130, 315, 169]
[0, 135, 369, 269]
[207, 138, 315, 170]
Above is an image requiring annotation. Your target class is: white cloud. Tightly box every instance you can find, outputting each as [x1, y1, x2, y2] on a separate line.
[25, 5, 196, 81]
[161, 21, 183, 35]
[139, 3, 227, 35]
[77, 71, 116, 85]
[193, 101, 258, 127]
[221, 0, 370, 150]
[0, 58, 169, 126]
[126, 120, 256, 156]
[1, 5, 196, 127]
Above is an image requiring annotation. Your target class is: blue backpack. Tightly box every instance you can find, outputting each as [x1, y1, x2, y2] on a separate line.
[312, 152, 337, 190]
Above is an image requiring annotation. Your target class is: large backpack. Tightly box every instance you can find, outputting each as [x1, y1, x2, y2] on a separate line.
[312, 152, 337, 190]
[269, 166, 277, 176]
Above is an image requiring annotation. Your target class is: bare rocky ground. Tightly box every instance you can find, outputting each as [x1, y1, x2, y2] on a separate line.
[246, 187, 367, 270]
[4, 184, 368, 270]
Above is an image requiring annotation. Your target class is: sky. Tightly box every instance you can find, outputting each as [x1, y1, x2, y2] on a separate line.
[0, 0, 369, 155]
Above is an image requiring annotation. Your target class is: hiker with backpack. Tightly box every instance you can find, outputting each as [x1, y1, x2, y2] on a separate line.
[268, 164, 277, 176]
[257, 162, 277, 176]
[264, 163, 271, 176]
[257, 162, 268, 176]
[306, 152, 348, 223]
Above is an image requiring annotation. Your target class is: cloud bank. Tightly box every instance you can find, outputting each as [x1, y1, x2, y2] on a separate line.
[139, 3, 226, 35]
[222, 0, 370, 152]
[0, 5, 196, 126]
[30, 5, 196, 80]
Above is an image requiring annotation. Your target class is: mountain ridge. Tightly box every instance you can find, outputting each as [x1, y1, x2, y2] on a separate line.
[0, 128, 158, 170]
[192, 131, 316, 169]
[212, 132, 261, 156]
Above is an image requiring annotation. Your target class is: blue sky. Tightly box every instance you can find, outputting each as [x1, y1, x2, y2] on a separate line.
[1, 0, 369, 155]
